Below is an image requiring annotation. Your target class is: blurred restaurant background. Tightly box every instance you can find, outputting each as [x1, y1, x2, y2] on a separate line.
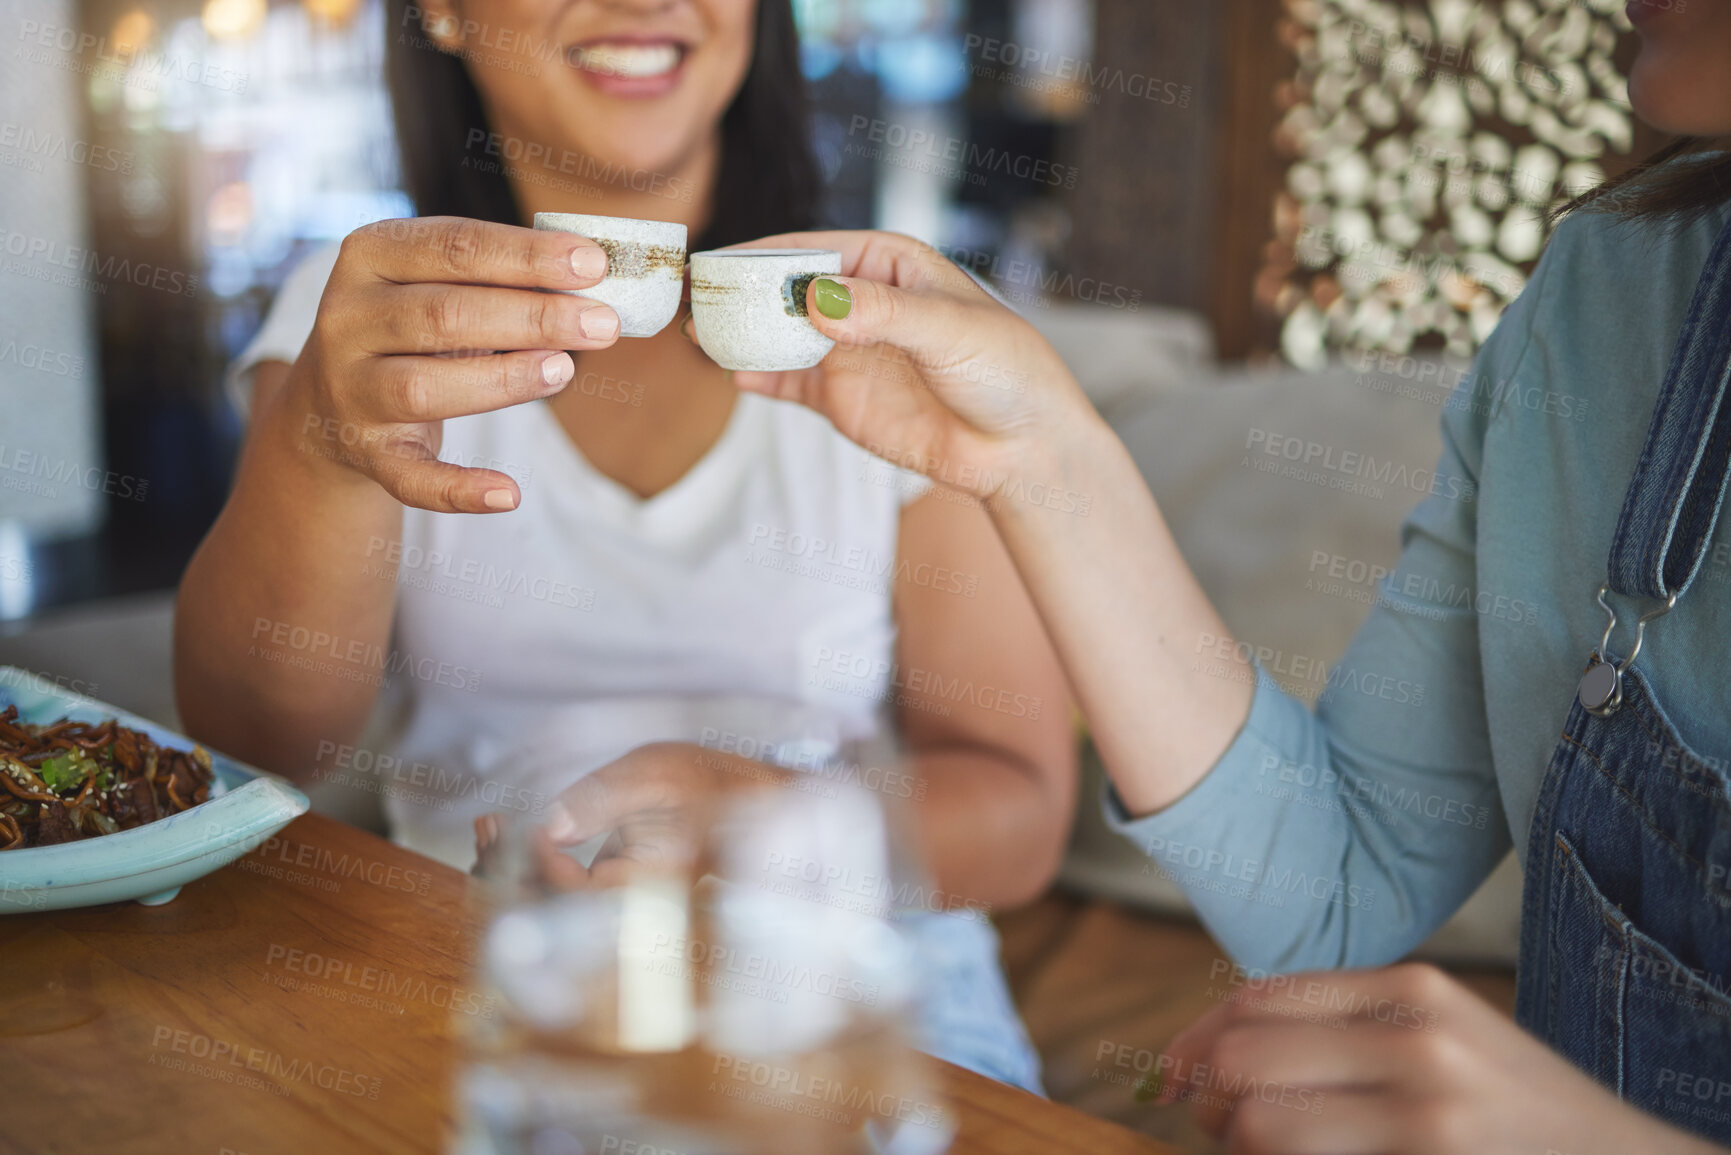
[0, 0, 1658, 620]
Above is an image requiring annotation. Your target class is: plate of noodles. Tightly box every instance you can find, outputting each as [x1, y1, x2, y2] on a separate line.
[0, 667, 308, 912]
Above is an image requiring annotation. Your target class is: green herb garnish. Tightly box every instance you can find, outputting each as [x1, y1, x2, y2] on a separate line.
[38, 750, 103, 793]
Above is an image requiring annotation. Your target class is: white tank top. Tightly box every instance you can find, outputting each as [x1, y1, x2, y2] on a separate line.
[229, 244, 930, 869]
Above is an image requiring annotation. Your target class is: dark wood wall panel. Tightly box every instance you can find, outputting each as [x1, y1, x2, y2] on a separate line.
[1061, 0, 1223, 319]
[1209, 0, 1287, 362]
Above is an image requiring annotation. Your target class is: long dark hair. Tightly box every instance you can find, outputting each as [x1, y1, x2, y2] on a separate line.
[1555, 138, 1731, 224]
[383, 0, 821, 251]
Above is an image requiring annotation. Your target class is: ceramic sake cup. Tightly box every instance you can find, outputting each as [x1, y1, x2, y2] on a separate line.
[688, 249, 842, 372]
[533, 212, 687, 338]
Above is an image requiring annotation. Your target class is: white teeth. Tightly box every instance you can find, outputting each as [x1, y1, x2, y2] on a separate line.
[574, 43, 681, 79]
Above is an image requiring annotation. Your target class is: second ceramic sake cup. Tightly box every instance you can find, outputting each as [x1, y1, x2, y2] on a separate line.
[688, 249, 842, 372]
[533, 212, 687, 338]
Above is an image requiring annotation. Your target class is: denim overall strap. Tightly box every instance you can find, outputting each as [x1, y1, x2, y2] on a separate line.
[1515, 215, 1731, 1146]
[1606, 216, 1731, 601]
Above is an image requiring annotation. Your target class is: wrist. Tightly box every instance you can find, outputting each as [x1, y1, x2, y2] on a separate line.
[251, 366, 387, 500]
[983, 406, 1122, 525]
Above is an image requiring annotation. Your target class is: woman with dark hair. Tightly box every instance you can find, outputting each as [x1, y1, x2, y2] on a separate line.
[724, 2, 1731, 1151]
[173, 0, 1075, 1092]
[382, 0, 819, 246]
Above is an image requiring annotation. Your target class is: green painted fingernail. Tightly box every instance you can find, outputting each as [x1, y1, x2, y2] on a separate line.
[813, 278, 852, 320]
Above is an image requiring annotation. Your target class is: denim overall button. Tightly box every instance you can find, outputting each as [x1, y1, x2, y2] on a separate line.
[1578, 660, 1621, 714]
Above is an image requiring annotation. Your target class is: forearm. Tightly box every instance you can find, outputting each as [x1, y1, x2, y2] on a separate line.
[986, 413, 1253, 816]
[174, 375, 403, 779]
[900, 743, 1068, 912]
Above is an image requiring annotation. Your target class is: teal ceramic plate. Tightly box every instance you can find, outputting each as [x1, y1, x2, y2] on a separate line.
[0, 667, 309, 912]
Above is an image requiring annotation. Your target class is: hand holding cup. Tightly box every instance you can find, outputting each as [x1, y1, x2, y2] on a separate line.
[718, 231, 1102, 505]
[274, 216, 623, 515]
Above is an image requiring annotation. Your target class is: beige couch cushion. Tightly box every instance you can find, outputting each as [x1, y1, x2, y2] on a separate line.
[1023, 302, 1215, 423]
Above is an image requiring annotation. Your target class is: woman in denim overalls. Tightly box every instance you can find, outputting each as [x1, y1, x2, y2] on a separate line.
[730, 4, 1731, 1150]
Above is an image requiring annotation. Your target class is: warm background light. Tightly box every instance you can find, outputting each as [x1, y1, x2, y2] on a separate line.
[110, 9, 155, 56]
[201, 0, 266, 41]
[206, 181, 254, 246]
[302, 0, 365, 27]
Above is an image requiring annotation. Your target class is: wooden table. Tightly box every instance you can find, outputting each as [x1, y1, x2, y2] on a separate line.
[0, 813, 1177, 1155]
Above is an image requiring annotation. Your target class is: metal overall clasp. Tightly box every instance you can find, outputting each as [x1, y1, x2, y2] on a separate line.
[1577, 584, 1676, 716]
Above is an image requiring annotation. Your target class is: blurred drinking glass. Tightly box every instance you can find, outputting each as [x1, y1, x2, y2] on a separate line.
[454, 773, 955, 1155]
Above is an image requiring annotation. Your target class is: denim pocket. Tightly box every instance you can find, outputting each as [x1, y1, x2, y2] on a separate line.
[1547, 833, 1631, 1090]
[1552, 833, 1731, 1142]
[1619, 912, 1731, 1140]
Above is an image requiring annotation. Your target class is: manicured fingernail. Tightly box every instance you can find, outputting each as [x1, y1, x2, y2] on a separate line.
[545, 802, 576, 842]
[813, 278, 852, 320]
[483, 488, 517, 511]
[579, 307, 620, 341]
[541, 352, 574, 388]
[571, 243, 607, 281]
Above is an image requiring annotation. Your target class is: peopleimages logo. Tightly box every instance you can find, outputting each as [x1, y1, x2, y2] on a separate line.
[0, 443, 147, 502]
[247, 616, 482, 694]
[149, 1026, 380, 1098]
[1243, 427, 1476, 504]
[938, 243, 1143, 313]
[1341, 19, 1565, 95]
[845, 116, 1078, 189]
[0, 339, 83, 378]
[312, 739, 547, 814]
[647, 932, 882, 1007]
[698, 727, 928, 802]
[16, 19, 249, 93]
[1656, 1067, 1731, 1113]
[1140, 834, 1377, 911]
[1205, 959, 1440, 1031]
[745, 523, 979, 599]
[398, 4, 564, 64]
[1254, 752, 1490, 830]
[0, 121, 132, 174]
[461, 128, 695, 203]
[362, 536, 597, 612]
[1296, 224, 1524, 300]
[962, 34, 1191, 107]
[809, 647, 1045, 720]
[710, 1054, 948, 1130]
[1093, 1040, 1324, 1114]
[0, 228, 199, 297]
[760, 849, 990, 922]
[264, 943, 496, 1018]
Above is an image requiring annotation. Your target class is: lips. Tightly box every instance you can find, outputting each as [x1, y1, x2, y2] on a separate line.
[567, 40, 685, 80]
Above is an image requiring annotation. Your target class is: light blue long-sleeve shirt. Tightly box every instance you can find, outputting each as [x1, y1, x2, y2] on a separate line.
[1108, 202, 1731, 973]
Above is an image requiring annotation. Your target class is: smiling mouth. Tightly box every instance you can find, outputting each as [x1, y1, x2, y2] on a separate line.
[566, 41, 686, 80]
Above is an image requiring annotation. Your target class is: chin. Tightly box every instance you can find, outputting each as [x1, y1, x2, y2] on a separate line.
[555, 104, 710, 182]
[580, 136, 695, 184]
[1627, 17, 1731, 138]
